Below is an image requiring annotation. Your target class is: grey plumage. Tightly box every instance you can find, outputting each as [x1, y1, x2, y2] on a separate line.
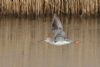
[52, 14, 66, 42]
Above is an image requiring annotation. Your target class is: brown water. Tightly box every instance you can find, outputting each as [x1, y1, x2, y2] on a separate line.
[0, 17, 100, 67]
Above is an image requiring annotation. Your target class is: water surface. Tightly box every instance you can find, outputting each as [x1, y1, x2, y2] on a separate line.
[0, 17, 100, 67]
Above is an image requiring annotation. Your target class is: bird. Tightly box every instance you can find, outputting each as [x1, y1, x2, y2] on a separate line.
[51, 14, 66, 42]
[45, 14, 72, 46]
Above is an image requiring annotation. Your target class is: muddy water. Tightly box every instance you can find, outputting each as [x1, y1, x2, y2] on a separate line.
[0, 17, 100, 67]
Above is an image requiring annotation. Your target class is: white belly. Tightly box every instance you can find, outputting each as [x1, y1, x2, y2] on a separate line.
[45, 38, 72, 46]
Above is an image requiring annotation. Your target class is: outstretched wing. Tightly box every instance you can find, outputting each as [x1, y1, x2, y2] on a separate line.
[52, 14, 63, 30]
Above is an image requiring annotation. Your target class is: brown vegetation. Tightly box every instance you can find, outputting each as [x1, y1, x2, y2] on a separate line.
[0, 0, 99, 16]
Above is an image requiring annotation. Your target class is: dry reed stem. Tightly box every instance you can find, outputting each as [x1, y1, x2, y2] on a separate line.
[0, 0, 99, 16]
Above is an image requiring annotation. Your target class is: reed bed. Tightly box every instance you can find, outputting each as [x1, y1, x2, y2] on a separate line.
[0, 0, 99, 16]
